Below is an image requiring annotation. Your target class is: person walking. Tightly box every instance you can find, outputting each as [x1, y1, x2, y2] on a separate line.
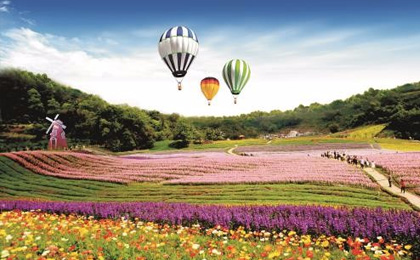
[400, 179, 406, 193]
[388, 175, 392, 188]
[371, 160, 375, 169]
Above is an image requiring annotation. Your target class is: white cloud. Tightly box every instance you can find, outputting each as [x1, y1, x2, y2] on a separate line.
[0, 0, 10, 12]
[1, 27, 420, 116]
[20, 17, 35, 25]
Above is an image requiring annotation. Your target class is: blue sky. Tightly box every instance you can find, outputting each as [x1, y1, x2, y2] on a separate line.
[1, 0, 420, 116]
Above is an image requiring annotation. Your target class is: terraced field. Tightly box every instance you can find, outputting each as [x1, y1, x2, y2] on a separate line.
[0, 156, 411, 209]
[1, 151, 377, 187]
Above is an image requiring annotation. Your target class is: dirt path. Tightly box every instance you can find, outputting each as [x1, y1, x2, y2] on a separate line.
[364, 168, 420, 209]
[227, 145, 238, 156]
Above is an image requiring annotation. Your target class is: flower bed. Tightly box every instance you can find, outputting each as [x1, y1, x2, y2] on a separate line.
[1, 151, 376, 187]
[0, 210, 414, 260]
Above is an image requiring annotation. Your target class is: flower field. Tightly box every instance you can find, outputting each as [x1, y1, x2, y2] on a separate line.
[366, 152, 420, 194]
[235, 143, 373, 153]
[0, 211, 412, 260]
[1, 151, 376, 187]
[1, 201, 419, 243]
[0, 201, 418, 259]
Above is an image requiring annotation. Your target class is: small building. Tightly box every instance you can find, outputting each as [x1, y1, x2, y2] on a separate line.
[286, 130, 299, 138]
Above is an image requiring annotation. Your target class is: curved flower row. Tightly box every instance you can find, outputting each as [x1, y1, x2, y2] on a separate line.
[0, 210, 413, 260]
[0, 151, 376, 187]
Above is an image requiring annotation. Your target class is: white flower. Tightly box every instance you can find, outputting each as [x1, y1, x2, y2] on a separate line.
[41, 250, 50, 256]
[192, 244, 200, 250]
[61, 238, 69, 241]
[211, 249, 221, 255]
[122, 232, 127, 236]
[5, 235, 12, 241]
[1, 250, 10, 258]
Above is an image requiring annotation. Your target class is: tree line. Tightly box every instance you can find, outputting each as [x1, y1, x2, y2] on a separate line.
[0, 69, 418, 152]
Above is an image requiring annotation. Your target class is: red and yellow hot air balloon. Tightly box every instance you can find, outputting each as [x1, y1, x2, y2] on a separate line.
[200, 77, 220, 105]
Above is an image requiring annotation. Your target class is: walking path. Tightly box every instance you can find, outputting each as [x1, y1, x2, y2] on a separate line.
[227, 145, 238, 156]
[364, 168, 420, 209]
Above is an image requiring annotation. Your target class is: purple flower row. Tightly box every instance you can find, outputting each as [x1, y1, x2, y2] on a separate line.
[1, 200, 419, 245]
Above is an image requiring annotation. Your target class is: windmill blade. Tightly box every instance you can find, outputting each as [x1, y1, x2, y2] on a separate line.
[61, 124, 67, 129]
[54, 114, 60, 120]
[46, 123, 54, 134]
[46, 117, 54, 123]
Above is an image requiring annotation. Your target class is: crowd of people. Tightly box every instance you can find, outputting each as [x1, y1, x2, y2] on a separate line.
[321, 150, 408, 193]
[321, 150, 375, 169]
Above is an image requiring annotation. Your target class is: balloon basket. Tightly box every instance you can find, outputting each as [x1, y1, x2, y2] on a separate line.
[178, 83, 182, 91]
[234, 97, 237, 104]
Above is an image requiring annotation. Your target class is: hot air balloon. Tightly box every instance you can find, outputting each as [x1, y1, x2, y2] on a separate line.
[222, 59, 251, 104]
[200, 77, 220, 106]
[158, 26, 199, 90]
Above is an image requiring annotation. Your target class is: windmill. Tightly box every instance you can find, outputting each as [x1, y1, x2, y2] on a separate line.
[46, 114, 67, 150]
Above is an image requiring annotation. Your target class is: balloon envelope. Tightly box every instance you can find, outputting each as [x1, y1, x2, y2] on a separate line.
[222, 59, 251, 95]
[158, 26, 199, 88]
[200, 77, 220, 105]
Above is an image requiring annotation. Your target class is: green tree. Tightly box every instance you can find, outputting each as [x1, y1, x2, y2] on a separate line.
[46, 98, 61, 115]
[171, 120, 198, 148]
[27, 88, 45, 121]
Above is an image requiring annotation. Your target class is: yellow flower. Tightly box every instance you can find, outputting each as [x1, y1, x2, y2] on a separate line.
[404, 245, 412, 250]
[268, 251, 280, 259]
[79, 227, 89, 237]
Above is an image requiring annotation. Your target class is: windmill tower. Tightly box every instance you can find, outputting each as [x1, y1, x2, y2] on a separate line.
[46, 114, 67, 150]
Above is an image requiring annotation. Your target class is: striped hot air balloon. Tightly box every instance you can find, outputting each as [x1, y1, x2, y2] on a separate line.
[200, 77, 220, 106]
[222, 59, 251, 104]
[158, 26, 199, 90]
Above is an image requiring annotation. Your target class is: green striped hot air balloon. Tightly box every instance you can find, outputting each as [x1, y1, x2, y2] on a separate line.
[222, 59, 251, 104]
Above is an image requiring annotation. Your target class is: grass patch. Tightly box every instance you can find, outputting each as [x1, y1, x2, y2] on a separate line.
[331, 124, 387, 139]
[374, 138, 420, 151]
[0, 156, 411, 210]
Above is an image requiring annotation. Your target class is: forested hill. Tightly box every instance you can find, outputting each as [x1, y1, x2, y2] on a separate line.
[0, 69, 178, 151]
[0, 69, 419, 152]
[189, 81, 420, 140]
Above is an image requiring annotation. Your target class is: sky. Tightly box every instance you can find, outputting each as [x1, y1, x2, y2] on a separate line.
[1, 0, 420, 116]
